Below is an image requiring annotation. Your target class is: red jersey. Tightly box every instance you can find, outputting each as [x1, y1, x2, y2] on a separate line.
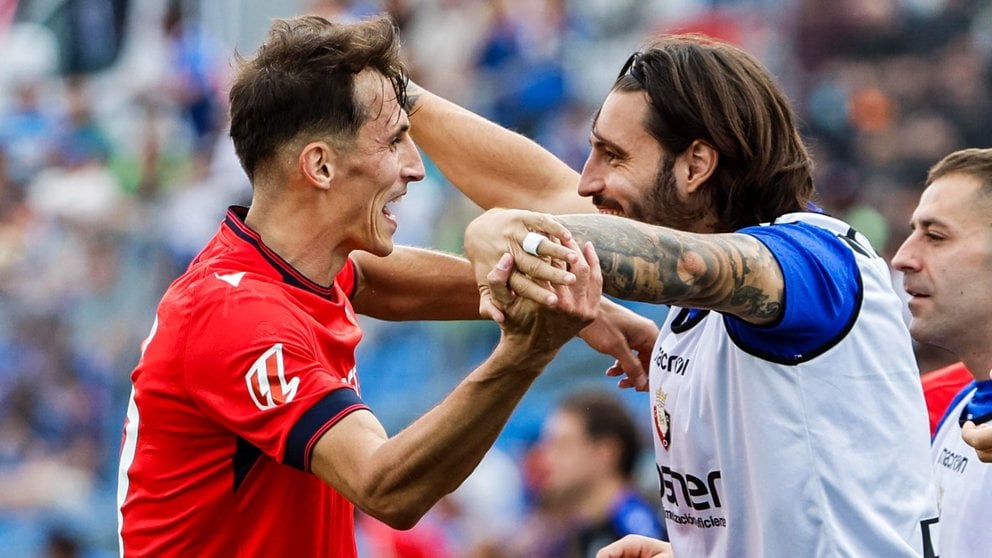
[118, 207, 369, 557]
[922, 361, 973, 437]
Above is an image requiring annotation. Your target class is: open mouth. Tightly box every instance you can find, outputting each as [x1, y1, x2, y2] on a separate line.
[597, 207, 625, 217]
[383, 191, 405, 219]
[592, 196, 624, 217]
[904, 287, 929, 299]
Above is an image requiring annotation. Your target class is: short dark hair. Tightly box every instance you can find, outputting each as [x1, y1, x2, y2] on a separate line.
[614, 34, 814, 232]
[927, 148, 992, 195]
[558, 389, 642, 479]
[228, 15, 407, 180]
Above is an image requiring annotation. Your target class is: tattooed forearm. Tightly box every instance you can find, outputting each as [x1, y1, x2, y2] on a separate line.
[557, 216, 692, 301]
[557, 214, 783, 324]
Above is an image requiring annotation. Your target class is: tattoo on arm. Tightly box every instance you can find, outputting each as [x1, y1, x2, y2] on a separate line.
[404, 80, 422, 115]
[558, 215, 783, 324]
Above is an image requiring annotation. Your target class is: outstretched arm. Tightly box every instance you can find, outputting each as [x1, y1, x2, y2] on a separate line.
[465, 209, 785, 326]
[557, 214, 784, 324]
[406, 82, 593, 214]
[311, 241, 601, 529]
[349, 246, 480, 321]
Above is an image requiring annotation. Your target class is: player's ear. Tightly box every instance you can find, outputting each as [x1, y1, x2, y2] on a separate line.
[299, 141, 336, 190]
[683, 140, 718, 194]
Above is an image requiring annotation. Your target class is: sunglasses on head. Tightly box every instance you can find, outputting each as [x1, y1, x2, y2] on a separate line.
[618, 51, 646, 86]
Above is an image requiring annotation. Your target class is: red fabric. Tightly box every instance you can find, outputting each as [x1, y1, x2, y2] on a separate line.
[119, 208, 367, 557]
[358, 513, 453, 558]
[921, 362, 973, 437]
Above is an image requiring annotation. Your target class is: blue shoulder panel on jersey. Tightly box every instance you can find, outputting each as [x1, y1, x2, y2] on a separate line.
[724, 221, 861, 364]
[934, 381, 977, 441]
[285, 387, 366, 471]
[965, 379, 992, 425]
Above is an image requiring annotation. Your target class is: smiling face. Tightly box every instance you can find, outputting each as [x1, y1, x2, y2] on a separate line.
[892, 173, 992, 357]
[577, 89, 711, 230]
[334, 70, 425, 256]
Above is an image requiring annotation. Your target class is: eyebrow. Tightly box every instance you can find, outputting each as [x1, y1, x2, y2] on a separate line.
[590, 127, 629, 158]
[910, 217, 946, 230]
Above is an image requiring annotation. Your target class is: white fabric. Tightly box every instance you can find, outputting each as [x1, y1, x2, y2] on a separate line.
[649, 213, 938, 557]
[931, 389, 992, 558]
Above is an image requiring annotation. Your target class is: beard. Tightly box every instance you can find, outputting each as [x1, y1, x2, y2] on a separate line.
[611, 154, 710, 230]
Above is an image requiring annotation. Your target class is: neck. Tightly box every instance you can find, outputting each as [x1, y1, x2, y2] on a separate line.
[571, 475, 626, 523]
[244, 197, 349, 287]
[960, 351, 992, 383]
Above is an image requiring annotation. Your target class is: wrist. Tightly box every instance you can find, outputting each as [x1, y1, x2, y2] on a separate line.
[491, 331, 559, 373]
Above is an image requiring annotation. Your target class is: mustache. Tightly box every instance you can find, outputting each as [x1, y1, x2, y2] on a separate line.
[592, 195, 623, 211]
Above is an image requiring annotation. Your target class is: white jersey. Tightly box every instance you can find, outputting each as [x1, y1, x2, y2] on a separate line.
[649, 212, 938, 557]
[931, 381, 992, 558]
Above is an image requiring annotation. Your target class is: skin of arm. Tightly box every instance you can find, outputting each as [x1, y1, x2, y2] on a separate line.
[349, 246, 480, 321]
[310, 241, 602, 529]
[405, 82, 593, 214]
[352, 241, 656, 389]
[466, 209, 785, 326]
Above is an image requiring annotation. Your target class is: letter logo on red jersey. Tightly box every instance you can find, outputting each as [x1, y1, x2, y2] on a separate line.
[245, 343, 299, 410]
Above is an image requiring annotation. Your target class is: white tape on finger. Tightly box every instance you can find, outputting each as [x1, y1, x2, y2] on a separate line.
[522, 232, 546, 256]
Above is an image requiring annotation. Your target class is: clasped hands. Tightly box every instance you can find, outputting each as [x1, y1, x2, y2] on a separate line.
[465, 209, 658, 391]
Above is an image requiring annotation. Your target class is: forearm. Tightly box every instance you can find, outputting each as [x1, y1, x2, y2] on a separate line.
[350, 247, 481, 321]
[323, 337, 554, 528]
[555, 214, 696, 302]
[317, 237, 600, 527]
[406, 83, 592, 214]
[556, 214, 782, 322]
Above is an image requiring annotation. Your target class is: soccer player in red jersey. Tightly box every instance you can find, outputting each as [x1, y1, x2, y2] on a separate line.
[116, 15, 607, 557]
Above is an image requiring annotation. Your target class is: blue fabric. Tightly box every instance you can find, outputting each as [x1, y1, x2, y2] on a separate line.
[611, 490, 668, 541]
[935, 381, 976, 440]
[724, 221, 860, 362]
[964, 379, 992, 425]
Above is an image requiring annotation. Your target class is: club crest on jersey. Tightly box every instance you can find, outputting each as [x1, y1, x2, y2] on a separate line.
[654, 387, 671, 450]
[245, 343, 299, 410]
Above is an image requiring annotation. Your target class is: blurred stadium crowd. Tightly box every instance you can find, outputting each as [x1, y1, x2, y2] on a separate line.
[0, 0, 989, 556]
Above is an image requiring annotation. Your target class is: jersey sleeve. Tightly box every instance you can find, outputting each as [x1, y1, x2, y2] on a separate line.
[725, 221, 861, 363]
[183, 272, 368, 472]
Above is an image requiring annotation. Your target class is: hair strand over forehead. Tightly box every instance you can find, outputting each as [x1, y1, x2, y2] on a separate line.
[228, 15, 407, 181]
[613, 34, 814, 231]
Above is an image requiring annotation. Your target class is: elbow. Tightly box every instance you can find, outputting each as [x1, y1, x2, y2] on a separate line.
[355, 474, 439, 531]
[361, 499, 430, 531]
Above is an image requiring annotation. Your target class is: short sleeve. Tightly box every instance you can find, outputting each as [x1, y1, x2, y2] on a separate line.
[183, 278, 367, 471]
[725, 221, 861, 363]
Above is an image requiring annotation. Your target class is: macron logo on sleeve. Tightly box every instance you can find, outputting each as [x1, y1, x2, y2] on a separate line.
[246, 344, 300, 410]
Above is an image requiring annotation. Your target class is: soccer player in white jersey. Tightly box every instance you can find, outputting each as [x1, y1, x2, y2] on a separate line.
[403, 34, 939, 557]
[892, 148, 992, 558]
